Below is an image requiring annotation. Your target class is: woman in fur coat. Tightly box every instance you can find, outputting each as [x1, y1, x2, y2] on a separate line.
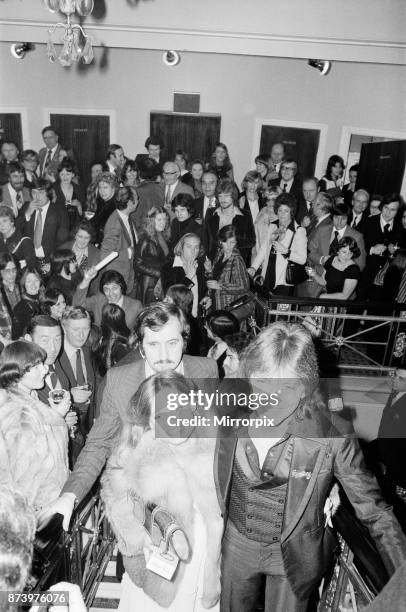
[102, 371, 223, 611]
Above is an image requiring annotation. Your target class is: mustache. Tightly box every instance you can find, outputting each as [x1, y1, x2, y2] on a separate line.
[154, 360, 175, 365]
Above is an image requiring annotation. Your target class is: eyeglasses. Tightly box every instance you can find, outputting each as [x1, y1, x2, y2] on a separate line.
[163, 171, 177, 176]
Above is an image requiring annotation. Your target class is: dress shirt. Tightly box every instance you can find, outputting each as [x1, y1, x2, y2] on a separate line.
[351, 213, 362, 228]
[5, 184, 23, 216]
[27, 201, 51, 258]
[117, 210, 135, 258]
[280, 178, 294, 193]
[330, 226, 346, 243]
[64, 340, 88, 383]
[165, 181, 179, 202]
[380, 216, 393, 233]
[247, 198, 260, 223]
[203, 196, 216, 219]
[42, 144, 58, 175]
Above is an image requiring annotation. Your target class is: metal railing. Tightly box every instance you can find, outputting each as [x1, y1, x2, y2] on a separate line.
[251, 293, 406, 374]
[28, 491, 115, 608]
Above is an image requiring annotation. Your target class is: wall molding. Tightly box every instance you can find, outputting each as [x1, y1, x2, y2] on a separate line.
[1, 19, 405, 64]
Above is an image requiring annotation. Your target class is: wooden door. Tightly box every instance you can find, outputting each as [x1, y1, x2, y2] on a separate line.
[259, 125, 321, 179]
[150, 112, 221, 163]
[357, 140, 406, 195]
[50, 114, 110, 182]
[0, 113, 23, 150]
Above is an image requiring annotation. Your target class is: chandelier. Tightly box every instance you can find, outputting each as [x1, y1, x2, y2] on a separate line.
[44, 0, 94, 67]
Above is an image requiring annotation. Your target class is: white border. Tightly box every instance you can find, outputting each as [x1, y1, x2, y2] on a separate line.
[43, 107, 117, 143]
[0, 107, 30, 150]
[252, 118, 328, 179]
[339, 126, 406, 197]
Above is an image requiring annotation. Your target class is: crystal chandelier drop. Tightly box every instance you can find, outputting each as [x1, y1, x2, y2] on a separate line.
[44, 0, 95, 67]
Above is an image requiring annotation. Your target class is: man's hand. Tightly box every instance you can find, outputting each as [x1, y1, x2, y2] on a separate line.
[65, 410, 78, 429]
[37, 492, 76, 532]
[71, 386, 92, 404]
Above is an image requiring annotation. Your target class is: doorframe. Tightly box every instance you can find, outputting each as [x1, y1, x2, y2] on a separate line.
[252, 117, 328, 180]
[0, 107, 30, 150]
[43, 107, 116, 143]
[339, 126, 406, 197]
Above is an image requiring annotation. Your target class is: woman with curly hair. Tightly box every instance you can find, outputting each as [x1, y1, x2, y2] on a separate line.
[12, 267, 44, 339]
[134, 207, 170, 304]
[318, 154, 345, 194]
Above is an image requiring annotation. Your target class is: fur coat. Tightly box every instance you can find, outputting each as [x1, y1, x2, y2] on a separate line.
[101, 431, 223, 608]
[0, 388, 69, 513]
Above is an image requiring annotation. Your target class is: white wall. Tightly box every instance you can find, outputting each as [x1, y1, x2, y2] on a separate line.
[1, 43, 405, 187]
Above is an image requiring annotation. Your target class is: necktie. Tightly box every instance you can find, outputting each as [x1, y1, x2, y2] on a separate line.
[165, 186, 172, 207]
[283, 183, 288, 192]
[16, 191, 23, 209]
[352, 216, 358, 228]
[329, 230, 340, 255]
[33, 209, 43, 249]
[75, 349, 86, 386]
[43, 149, 52, 175]
[48, 364, 58, 389]
[129, 219, 137, 247]
[383, 223, 391, 241]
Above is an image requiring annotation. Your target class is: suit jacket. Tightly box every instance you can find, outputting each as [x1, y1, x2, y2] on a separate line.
[38, 144, 62, 179]
[270, 177, 302, 200]
[16, 202, 70, 260]
[308, 222, 366, 274]
[36, 364, 70, 406]
[160, 180, 195, 204]
[56, 347, 97, 433]
[61, 355, 218, 501]
[73, 288, 142, 329]
[204, 208, 256, 262]
[0, 184, 31, 216]
[295, 197, 314, 225]
[215, 402, 406, 599]
[193, 195, 219, 224]
[100, 210, 137, 293]
[348, 209, 369, 235]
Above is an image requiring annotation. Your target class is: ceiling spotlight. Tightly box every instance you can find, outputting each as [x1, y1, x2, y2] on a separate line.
[308, 59, 331, 76]
[11, 43, 32, 60]
[163, 50, 180, 66]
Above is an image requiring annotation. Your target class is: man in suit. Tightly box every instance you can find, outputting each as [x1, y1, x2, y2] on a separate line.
[270, 159, 302, 201]
[58, 306, 96, 459]
[25, 314, 80, 465]
[73, 268, 143, 329]
[193, 171, 218, 225]
[38, 126, 62, 181]
[0, 162, 31, 216]
[357, 193, 402, 300]
[348, 189, 369, 235]
[21, 149, 39, 189]
[295, 177, 319, 229]
[0, 141, 20, 186]
[105, 143, 126, 183]
[135, 135, 166, 172]
[161, 161, 194, 218]
[268, 142, 285, 181]
[308, 201, 365, 275]
[100, 186, 138, 294]
[216, 321, 406, 611]
[40, 301, 218, 529]
[16, 178, 69, 271]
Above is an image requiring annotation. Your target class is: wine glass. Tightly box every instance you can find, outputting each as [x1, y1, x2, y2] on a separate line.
[305, 265, 315, 282]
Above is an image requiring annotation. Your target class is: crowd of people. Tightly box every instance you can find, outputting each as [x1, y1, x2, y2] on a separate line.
[0, 129, 405, 611]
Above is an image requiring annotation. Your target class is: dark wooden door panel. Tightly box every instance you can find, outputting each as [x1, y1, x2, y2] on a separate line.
[357, 140, 406, 195]
[259, 125, 320, 179]
[50, 114, 110, 182]
[150, 112, 221, 163]
[0, 113, 23, 150]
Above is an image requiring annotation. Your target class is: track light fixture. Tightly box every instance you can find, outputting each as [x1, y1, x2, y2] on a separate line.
[163, 51, 181, 66]
[308, 59, 331, 76]
[10, 43, 33, 60]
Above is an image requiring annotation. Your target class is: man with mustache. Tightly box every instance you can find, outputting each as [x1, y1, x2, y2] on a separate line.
[39, 301, 218, 530]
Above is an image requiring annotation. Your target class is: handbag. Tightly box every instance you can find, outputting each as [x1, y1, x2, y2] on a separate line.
[285, 228, 307, 285]
[226, 293, 255, 322]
